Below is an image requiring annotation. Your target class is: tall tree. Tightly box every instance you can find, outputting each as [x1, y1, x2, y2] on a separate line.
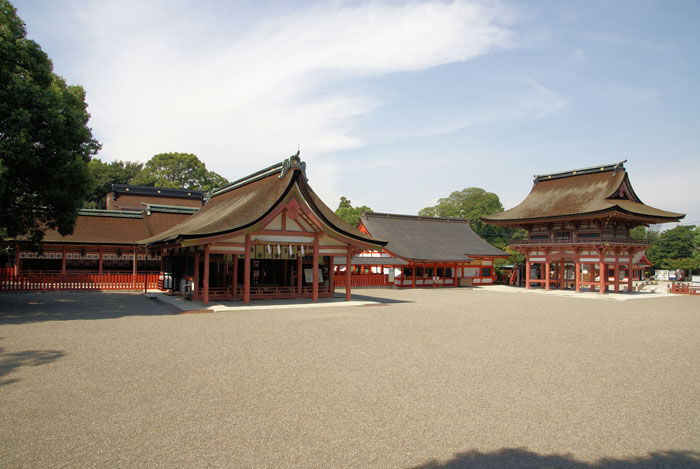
[83, 159, 143, 209]
[131, 152, 228, 192]
[0, 0, 100, 244]
[335, 196, 372, 226]
[646, 225, 699, 272]
[418, 187, 517, 247]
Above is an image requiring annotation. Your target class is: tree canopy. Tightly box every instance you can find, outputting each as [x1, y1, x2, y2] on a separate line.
[418, 187, 520, 248]
[0, 0, 100, 244]
[335, 196, 372, 226]
[83, 159, 143, 209]
[130, 152, 228, 192]
[645, 225, 699, 272]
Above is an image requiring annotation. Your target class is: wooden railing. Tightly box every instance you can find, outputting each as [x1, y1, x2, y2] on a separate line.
[511, 237, 650, 246]
[671, 283, 700, 295]
[0, 272, 160, 292]
[333, 273, 389, 287]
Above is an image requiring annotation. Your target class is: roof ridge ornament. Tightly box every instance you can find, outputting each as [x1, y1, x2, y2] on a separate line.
[279, 150, 307, 181]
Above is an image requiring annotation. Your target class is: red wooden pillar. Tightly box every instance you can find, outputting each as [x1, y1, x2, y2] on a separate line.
[575, 256, 581, 293]
[61, 246, 67, 275]
[544, 251, 551, 290]
[329, 255, 335, 294]
[296, 249, 303, 297]
[232, 254, 238, 298]
[598, 250, 606, 295]
[194, 251, 200, 300]
[412, 262, 416, 288]
[203, 245, 211, 305]
[244, 235, 251, 305]
[132, 247, 137, 288]
[345, 247, 352, 301]
[312, 234, 319, 302]
[627, 249, 634, 292]
[13, 244, 21, 276]
[614, 256, 620, 293]
[525, 260, 531, 289]
[453, 264, 458, 288]
[97, 248, 103, 275]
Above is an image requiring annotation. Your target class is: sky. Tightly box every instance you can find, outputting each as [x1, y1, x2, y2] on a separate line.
[12, 0, 700, 228]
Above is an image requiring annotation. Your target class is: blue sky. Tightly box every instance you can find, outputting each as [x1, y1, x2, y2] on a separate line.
[13, 0, 700, 227]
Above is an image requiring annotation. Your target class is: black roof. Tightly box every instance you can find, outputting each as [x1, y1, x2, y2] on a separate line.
[360, 212, 507, 262]
[111, 184, 203, 200]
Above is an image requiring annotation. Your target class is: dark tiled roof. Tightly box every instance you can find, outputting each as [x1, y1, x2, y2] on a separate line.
[111, 184, 203, 200]
[360, 213, 507, 262]
[142, 155, 386, 249]
[483, 162, 685, 224]
[41, 207, 195, 245]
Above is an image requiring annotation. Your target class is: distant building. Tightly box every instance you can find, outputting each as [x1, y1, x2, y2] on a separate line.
[5, 186, 202, 278]
[482, 161, 685, 293]
[346, 212, 508, 288]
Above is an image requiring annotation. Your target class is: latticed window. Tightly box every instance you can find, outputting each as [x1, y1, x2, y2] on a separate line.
[556, 232, 570, 242]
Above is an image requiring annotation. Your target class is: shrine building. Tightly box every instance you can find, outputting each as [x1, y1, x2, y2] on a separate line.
[142, 153, 387, 305]
[7, 186, 202, 277]
[482, 161, 685, 293]
[347, 212, 508, 288]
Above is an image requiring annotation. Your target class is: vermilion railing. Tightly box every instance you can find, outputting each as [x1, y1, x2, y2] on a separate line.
[671, 283, 700, 295]
[0, 272, 160, 292]
[333, 273, 389, 287]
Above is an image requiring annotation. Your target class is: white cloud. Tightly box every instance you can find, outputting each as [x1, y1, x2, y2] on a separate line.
[65, 0, 518, 179]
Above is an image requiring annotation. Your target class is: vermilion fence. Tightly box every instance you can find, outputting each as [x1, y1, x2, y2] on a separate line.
[333, 273, 389, 287]
[671, 283, 700, 295]
[0, 272, 160, 292]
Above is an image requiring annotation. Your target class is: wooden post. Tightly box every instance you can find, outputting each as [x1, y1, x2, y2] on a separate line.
[544, 253, 551, 290]
[14, 244, 20, 276]
[599, 250, 606, 294]
[412, 262, 416, 288]
[244, 235, 251, 305]
[203, 245, 210, 305]
[98, 247, 103, 275]
[233, 254, 238, 298]
[525, 259, 531, 289]
[329, 255, 335, 295]
[628, 249, 634, 293]
[61, 246, 67, 275]
[296, 249, 302, 297]
[575, 256, 581, 293]
[345, 247, 352, 301]
[194, 251, 200, 300]
[132, 247, 137, 289]
[614, 256, 620, 293]
[312, 234, 319, 302]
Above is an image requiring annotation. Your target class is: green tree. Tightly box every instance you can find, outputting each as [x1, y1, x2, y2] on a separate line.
[83, 159, 143, 209]
[418, 187, 515, 248]
[131, 152, 228, 192]
[0, 0, 100, 244]
[335, 196, 372, 226]
[646, 225, 698, 272]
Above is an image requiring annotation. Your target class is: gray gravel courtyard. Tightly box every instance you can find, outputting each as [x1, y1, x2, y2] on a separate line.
[1, 288, 699, 468]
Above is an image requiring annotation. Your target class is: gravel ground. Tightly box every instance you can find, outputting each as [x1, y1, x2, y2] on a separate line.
[0, 288, 698, 468]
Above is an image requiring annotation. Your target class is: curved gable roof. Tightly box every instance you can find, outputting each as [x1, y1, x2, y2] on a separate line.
[142, 154, 385, 248]
[483, 162, 684, 225]
[360, 212, 506, 262]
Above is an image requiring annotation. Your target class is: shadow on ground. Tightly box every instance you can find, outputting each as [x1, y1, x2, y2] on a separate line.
[0, 292, 175, 325]
[0, 340, 66, 386]
[412, 447, 700, 468]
